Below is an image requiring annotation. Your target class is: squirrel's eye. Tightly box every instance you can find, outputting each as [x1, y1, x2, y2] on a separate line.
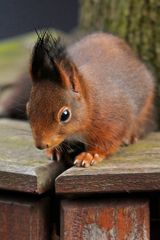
[60, 108, 71, 123]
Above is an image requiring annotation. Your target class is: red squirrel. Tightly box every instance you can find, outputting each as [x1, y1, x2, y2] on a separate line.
[26, 32, 155, 167]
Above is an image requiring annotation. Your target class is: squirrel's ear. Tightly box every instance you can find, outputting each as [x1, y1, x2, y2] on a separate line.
[57, 61, 81, 94]
[31, 36, 60, 81]
[30, 32, 81, 93]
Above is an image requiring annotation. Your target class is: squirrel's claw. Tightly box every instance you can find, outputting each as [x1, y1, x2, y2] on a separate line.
[50, 154, 54, 161]
[54, 150, 61, 162]
[74, 152, 104, 167]
[46, 148, 61, 162]
[122, 134, 139, 146]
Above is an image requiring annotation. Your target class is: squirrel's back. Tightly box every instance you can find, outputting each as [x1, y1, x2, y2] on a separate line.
[68, 33, 154, 118]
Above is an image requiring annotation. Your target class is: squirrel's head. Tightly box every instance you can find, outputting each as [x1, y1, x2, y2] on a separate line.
[27, 32, 88, 150]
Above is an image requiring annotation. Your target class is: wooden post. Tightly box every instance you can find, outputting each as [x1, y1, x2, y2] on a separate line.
[0, 196, 52, 240]
[61, 199, 149, 240]
[0, 120, 66, 240]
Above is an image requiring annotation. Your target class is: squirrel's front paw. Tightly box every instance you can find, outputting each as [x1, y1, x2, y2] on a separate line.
[74, 152, 104, 167]
[45, 148, 61, 162]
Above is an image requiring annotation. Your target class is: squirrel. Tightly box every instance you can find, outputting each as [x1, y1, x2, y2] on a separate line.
[26, 32, 156, 167]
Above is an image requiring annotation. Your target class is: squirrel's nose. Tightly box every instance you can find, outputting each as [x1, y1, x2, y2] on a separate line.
[36, 143, 50, 150]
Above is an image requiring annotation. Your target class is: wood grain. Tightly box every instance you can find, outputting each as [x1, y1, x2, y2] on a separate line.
[61, 199, 149, 240]
[0, 195, 52, 240]
[56, 132, 160, 194]
[0, 119, 65, 193]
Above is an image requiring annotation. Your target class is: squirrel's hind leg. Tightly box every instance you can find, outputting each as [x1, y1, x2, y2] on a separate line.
[122, 134, 138, 146]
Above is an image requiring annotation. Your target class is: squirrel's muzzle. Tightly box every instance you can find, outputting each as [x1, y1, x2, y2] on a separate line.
[36, 142, 50, 150]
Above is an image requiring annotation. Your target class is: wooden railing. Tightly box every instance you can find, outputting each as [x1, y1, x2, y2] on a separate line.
[0, 119, 160, 239]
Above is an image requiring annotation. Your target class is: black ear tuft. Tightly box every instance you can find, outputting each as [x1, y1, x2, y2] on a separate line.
[31, 31, 66, 81]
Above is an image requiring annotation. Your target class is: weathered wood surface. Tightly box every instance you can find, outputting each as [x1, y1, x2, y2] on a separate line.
[0, 195, 52, 240]
[56, 132, 160, 194]
[0, 119, 65, 194]
[61, 199, 149, 240]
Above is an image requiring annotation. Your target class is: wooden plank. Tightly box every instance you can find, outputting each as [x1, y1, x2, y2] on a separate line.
[0, 196, 52, 240]
[56, 132, 160, 194]
[0, 119, 65, 194]
[61, 199, 149, 240]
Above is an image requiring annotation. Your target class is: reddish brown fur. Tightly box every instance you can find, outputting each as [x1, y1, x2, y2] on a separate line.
[28, 33, 156, 167]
